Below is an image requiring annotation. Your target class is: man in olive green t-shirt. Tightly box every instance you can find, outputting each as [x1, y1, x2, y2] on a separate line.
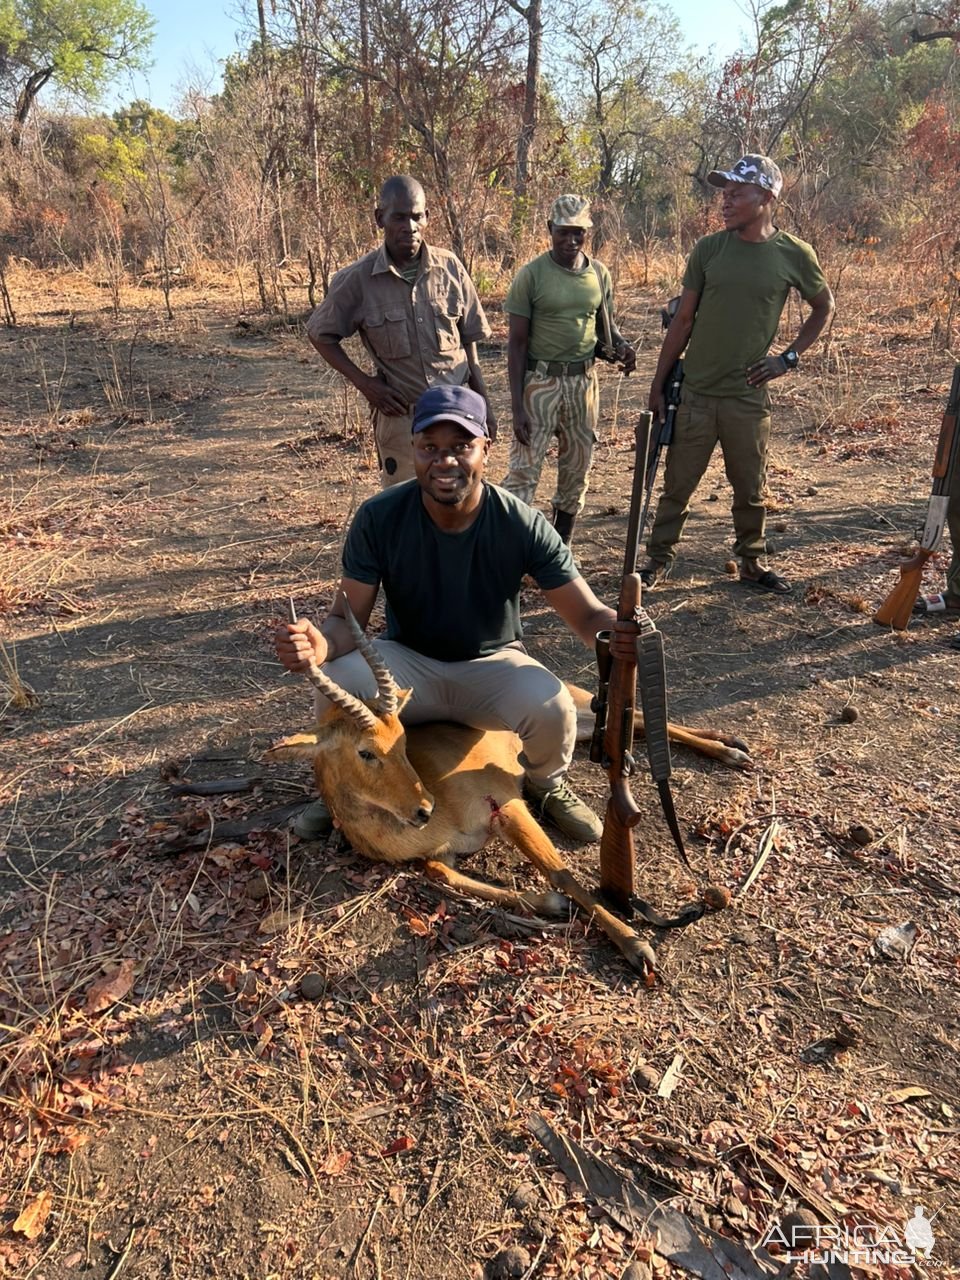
[644, 155, 834, 594]
[501, 194, 636, 545]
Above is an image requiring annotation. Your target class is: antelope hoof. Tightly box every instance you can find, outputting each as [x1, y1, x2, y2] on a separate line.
[624, 937, 657, 976]
[722, 746, 754, 771]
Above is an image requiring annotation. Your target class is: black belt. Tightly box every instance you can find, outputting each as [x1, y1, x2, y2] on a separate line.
[527, 357, 595, 377]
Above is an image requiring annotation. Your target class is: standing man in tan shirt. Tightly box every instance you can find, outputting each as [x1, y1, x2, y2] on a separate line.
[306, 175, 496, 485]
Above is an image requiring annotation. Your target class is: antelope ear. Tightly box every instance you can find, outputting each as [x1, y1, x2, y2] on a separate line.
[264, 731, 321, 761]
[396, 688, 413, 714]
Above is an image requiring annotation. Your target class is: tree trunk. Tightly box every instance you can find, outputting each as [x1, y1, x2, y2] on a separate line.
[0, 251, 16, 327]
[359, 0, 374, 172]
[431, 143, 465, 263]
[509, 0, 542, 261]
[10, 68, 54, 149]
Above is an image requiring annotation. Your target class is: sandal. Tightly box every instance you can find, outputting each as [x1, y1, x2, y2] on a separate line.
[948, 633, 960, 651]
[739, 568, 792, 595]
[913, 592, 960, 617]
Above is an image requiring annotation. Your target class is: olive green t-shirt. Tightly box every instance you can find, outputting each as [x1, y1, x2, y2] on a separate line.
[342, 481, 578, 661]
[682, 230, 827, 398]
[504, 252, 614, 362]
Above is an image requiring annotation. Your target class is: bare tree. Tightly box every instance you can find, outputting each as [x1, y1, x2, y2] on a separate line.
[507, 0, 543, 252]
[300, 0, 523, 263]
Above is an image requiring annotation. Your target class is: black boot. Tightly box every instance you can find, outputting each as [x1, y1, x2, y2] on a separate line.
[552, 506, 577, 545]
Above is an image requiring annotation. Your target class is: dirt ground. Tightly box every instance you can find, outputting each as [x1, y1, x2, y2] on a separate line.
[1, 261, 958, 1280]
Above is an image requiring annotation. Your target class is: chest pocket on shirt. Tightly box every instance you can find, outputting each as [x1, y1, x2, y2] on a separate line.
[364, 308, 412, 360]
[428, 285, 464, 353]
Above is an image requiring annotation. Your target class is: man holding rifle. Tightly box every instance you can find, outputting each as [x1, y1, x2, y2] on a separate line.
[875, 364, 960, 647]
[642, 155, 834, 594]
[501, 194, 636, 545]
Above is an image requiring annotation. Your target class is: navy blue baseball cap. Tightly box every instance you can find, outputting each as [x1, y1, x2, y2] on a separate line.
[412, 384, 489, 436]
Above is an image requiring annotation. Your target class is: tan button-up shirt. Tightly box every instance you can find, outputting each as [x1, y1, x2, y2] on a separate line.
[306, 243, 491, 408]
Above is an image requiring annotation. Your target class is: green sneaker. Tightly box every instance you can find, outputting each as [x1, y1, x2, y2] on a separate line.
[293, 797, 333, 840]
[524, 778, 603, 844]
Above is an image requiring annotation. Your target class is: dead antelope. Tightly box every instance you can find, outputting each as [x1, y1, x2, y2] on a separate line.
[267, 624, 750, 975]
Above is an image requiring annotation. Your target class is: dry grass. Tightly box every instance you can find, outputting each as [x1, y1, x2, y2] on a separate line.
[0, 258, 958, 1279]
[0, 638, 39, 711]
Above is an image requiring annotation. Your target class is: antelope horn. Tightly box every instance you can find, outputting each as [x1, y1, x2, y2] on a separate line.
[303, 661, 377, 731]
[342, 602, 400, 715]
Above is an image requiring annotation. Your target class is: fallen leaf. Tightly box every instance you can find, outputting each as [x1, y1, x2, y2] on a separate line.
[12, 1189, 52, 1239]
[883, 1085, 931, 1105]
[258, 908, 303, 934]
[320, 1150, 352, 1175]
[873, 922, 919, 962]
[83, 959, 135, 1014]
[380, 1135, 415, 1157]
[657, 1053, 684, 1099]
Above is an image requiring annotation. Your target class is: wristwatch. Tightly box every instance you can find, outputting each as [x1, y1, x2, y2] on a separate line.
[780, 347, 800, 371]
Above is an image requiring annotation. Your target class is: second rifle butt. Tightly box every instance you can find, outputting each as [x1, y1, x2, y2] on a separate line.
[873, 565, 924, 630]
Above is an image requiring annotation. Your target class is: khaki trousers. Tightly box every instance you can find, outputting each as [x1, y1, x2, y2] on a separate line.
[374, 409, 415, 486]
[501, 368, 600, 515]
[647, 386, 771, 566]
[318, 641, 577, 789]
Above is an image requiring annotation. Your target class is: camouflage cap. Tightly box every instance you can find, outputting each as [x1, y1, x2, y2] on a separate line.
[548, 194, 593, 228]
[706, 155, 783, 198]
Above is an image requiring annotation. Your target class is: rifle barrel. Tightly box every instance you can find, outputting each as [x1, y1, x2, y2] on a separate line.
[624, 412, 653, 580]
[932, 363, 960, 492]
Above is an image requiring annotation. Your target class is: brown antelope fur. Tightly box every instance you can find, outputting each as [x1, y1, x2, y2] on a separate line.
[267, 619, 752, 976]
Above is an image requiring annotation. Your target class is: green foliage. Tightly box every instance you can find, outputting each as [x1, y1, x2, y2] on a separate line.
[2, 0, 960, 294]
[0, 0, 153, 130]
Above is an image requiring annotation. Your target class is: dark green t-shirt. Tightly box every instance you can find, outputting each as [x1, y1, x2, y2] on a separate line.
[504, 252, 614, 362]
[682, 230, 827, 398]
[342, 481, 579, 660]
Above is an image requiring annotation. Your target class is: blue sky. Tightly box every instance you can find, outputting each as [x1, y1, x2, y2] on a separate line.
[119, 0, 752, 114]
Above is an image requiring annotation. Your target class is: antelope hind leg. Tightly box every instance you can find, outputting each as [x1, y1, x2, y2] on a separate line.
[421, 859, 569, 918]
[492, 798, 656, 977]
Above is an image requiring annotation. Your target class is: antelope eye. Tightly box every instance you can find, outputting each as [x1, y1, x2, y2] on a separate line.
[358, 749, 376, 762]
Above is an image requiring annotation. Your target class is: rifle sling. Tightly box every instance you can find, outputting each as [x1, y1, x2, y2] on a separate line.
[634, 608, 693, 871]
[623, 896, 705, 930]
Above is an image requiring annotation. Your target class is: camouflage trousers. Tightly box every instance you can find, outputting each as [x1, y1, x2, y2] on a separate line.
[501, 367, 600, 515]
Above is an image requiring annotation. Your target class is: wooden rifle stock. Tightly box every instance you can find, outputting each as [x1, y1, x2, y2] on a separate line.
[598, 414, 651, 907]
[872, 550, 936, 630]
[874, 365, 960, 630]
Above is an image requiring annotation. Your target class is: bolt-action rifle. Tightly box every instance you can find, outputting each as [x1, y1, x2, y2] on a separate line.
[874, 364, 960, 630]
[590, 413, 696, 941]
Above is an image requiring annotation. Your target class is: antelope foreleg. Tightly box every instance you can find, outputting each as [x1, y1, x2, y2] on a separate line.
[653, 719, 753, 770]
[493, 799, 656, 977]
[567, 684, 751, 770]
[421, 859, 569, 918]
